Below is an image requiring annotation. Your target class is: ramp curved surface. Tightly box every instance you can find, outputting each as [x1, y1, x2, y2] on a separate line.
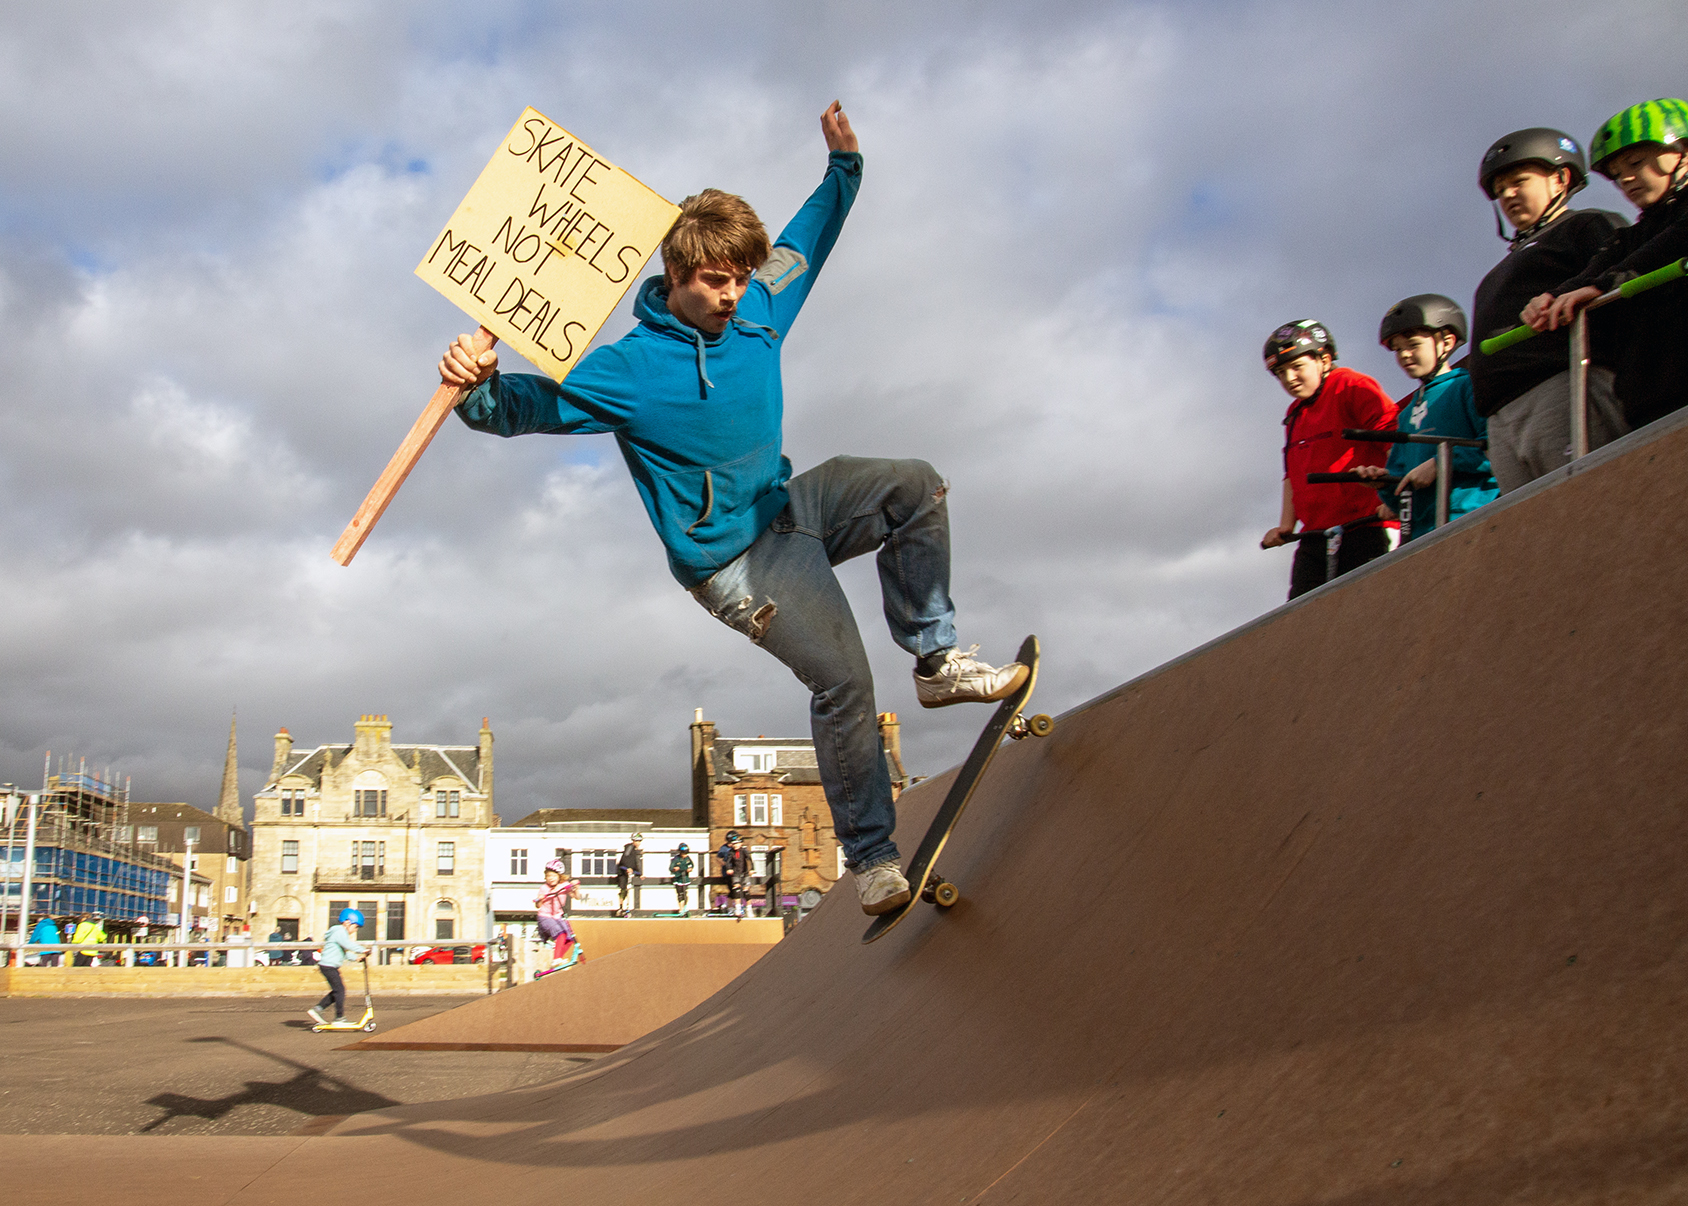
[7, 413, 1688, 1205]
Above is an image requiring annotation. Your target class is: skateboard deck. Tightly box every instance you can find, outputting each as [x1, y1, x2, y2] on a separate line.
[863, 634, 1049, 944]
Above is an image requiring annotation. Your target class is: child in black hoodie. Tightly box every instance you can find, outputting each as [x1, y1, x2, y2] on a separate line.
[1468, 128, 1629, 492]
[1524, 99, 1688, 431]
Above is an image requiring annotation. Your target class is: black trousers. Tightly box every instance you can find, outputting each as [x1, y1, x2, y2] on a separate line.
[1288, 524, 1390, 600]
[316, 965, 347, 1017]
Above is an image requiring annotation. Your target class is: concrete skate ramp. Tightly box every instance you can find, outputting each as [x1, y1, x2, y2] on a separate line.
[350, 943, 776, 1051]
[8, 412, 1688, 1205]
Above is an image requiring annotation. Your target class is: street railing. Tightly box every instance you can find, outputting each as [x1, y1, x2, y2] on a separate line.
[1480, 256, 1687, 459]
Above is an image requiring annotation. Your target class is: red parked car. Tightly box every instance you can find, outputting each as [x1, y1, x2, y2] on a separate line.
[409, 944, 486, 965]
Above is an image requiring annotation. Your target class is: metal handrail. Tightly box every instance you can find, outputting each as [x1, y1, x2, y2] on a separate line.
[1479, 256, 1688, 460]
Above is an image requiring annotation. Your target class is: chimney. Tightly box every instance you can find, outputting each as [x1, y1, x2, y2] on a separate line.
[878, 712, 907, 791]
[478, 717, 494, 812]
[270, 727, 293, 781]
[353, 714, 393, 760]
[690, 709, 717, 828]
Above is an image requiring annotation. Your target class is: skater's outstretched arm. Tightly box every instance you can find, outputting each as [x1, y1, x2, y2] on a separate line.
[442, 334, 640, 439]
[755, 102, 864, 333]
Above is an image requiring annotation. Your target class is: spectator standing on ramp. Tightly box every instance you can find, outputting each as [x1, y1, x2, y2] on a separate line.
[616, 833, 644, 917]
[28, 915, 60, 966]
[307, 908, 366, 1027]
[1354, 296, 1496, 538]
[1523, 99, 1688, 432]
[1259, 321, 1398, 597]
[719, 831, 753, 920]
[441, 103, 1027, 922]
[534, 859, 583, 971]
[1468, 127, 1629, 491]
[669, 843, 695, 916]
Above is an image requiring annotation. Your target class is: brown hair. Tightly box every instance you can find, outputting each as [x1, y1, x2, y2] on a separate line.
[661, 189, 769, 283]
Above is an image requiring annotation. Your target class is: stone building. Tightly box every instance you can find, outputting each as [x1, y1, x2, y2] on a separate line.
[249, 715, 495, 946]
[127, 802, 248, 940]
[689, 709, 909, 897]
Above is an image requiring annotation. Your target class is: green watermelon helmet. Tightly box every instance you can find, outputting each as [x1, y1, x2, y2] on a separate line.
[1590, 99, 1688, 178]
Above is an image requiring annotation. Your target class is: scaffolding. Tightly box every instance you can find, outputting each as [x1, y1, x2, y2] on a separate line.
[3, 755, 179, 941]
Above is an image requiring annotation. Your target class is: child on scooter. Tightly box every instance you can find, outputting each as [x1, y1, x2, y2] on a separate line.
[535, 859, 583, 972]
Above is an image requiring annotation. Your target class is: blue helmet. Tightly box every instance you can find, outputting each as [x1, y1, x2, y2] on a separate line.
[339, 908, 364, 927]
[677, 843, 689, 852]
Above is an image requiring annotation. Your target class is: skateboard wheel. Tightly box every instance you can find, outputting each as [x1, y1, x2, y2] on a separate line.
[1027, 713, 1054, 738]
[932, 881, 961, 909]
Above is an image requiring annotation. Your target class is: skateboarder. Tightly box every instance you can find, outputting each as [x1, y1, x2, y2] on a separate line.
[615, 833, 644, 916]
[534, 859, 581, 972]
[718, 831, 753, 920]
[442, 102, 1026, 918]
[669, 843, 695, 916]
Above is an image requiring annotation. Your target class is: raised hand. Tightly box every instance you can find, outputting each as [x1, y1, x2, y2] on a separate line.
[821, 101, 858, 154]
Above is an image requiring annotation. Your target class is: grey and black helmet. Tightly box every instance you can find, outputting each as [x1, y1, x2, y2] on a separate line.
[1263, 320, 1336, 372]
[1378, 294, 1468, 348]
[1479, 128, 1588, 198]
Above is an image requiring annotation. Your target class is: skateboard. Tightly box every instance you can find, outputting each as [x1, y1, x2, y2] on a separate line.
[862, 634, 1052, 944]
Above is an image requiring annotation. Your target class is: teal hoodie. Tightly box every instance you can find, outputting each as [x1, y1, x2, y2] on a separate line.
[1380, 366, 1498, 540]
[457, 151, 863, 588]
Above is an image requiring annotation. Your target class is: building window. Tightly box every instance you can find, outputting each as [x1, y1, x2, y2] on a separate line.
[510, 848, 528, 876]
[137, 826, 158, 844]
[734, 795, 747, 825]
[281, 789, 305, 816]
[353, 841, 385, 879]
[281, 841, 299, 874]
[437, 842, 455, 875]
[226, 855, 238, 874]
[434, 899, 455, 941]
[435, 789, 460, 818]
[184, 825, 201, 844]
[354, 789, 388, 817]
[224, 885, 238, 904]
[771, 794, 783, 826]
[735, 749, 774, 773]
[579, 849, 612, 877]
[750, 794, 768, 825]
[386, 901, 406, 941]
[114, 825, 132, 843]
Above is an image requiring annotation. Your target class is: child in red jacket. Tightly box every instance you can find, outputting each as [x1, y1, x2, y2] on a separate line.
[1258, 320, 1399, 599]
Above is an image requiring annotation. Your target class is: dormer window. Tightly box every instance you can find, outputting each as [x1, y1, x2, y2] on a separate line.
[734, 749, 775, 773]
[435, 790, 460, 818]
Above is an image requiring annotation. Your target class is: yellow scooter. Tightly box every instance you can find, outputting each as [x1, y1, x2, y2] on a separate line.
[311, 956, 377, 1033]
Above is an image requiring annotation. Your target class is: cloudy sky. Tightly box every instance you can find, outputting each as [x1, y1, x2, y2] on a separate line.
[1, 1, 1680, 821]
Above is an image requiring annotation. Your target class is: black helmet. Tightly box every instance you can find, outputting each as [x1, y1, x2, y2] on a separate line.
[1378, 294, 1468, 348]
[1479, 128, 1588, 198]
[677, 843, 689, 852]
[725, 829, 741, 842]
[1263, 320, 1336, 372]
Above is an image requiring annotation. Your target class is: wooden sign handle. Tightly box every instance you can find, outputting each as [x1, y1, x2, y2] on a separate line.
[330, 327, 499, 566]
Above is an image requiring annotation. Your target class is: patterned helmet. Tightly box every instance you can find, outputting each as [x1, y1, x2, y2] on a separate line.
[1263, 320, 1336, 372]
[1479, 128, 1588, 198]
[1590, 99, 1688, 178]
[677, 843, 689, 852]
[631, 832, 644, 842]
[544, 858, 568, 875]
[726, 829, 741, 842]
[1378, 294, 1468, 348]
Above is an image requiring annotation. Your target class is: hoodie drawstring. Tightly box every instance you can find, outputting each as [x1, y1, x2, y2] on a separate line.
[692, 329, 714, 393]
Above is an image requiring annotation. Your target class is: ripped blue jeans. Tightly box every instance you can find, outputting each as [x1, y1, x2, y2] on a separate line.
[691, 456, 956, 871]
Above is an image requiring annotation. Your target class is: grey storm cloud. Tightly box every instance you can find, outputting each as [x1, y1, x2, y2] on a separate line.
[1, 0, 1682, 816]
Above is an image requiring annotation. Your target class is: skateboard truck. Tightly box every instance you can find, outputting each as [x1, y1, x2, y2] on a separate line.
[1007, 713, 1054, 741]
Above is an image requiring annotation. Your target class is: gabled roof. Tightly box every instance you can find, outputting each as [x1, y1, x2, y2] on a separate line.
[269, 744, 483, 791]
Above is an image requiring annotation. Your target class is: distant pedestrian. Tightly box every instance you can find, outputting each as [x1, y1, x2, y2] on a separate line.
[534, 859, 582, 972]
[307, 909, 366, 1026]
[669, 844, 695, 916]
[265, 928, 288, 967]
[616, 833, 644, 916]
[29, 915, 60, 966]
[70, 914, 105, 967]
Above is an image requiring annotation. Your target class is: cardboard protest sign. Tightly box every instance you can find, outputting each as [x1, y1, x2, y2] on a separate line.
[331, 110, 677, 566]
[415, 107, 680, 382]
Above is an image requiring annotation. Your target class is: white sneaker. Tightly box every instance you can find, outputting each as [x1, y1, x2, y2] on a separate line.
[914, 645, 1028, 709]
[306, 1008, 325, 1025]
[855, 860, 912, 916]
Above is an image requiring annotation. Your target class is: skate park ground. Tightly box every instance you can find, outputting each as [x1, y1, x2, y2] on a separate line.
[0, 995, 598, 1136]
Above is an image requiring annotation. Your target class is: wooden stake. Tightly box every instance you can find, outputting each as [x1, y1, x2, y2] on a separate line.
[331, 327, 499, 566]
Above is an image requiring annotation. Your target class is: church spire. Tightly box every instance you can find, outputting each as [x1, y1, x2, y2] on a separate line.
[217, 710, 244, 827]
